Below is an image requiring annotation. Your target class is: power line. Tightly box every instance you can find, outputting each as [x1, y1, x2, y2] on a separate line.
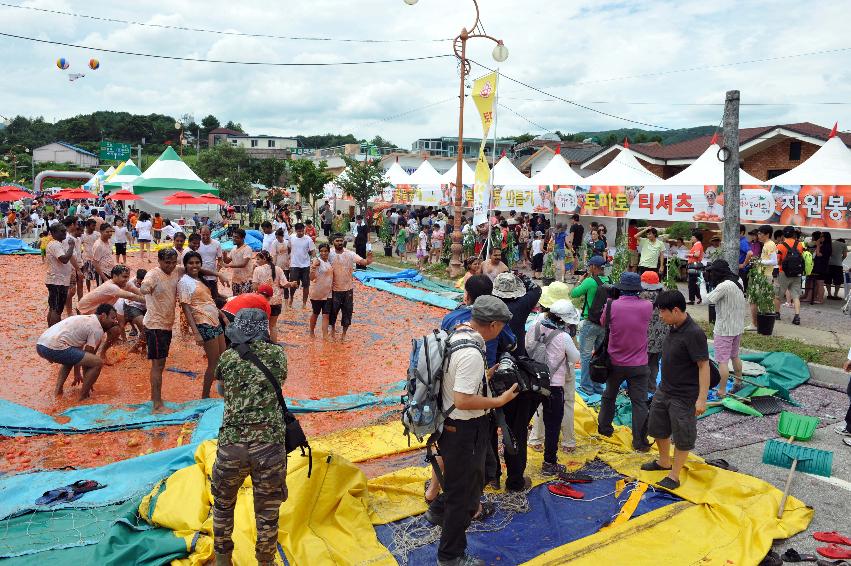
[0, 2, 452, 43]
[473, 61, 672, 130]
[0, 31, 454, 66]
[499, 96, 851, 106]
[497, 103, 558, 136]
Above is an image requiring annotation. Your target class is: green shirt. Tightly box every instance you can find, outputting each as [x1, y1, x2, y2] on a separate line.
[570, 274, 610, 318]
[397, 228, 407, 245]
[216, 341, 288, 446]
[638, 238, 665, 269]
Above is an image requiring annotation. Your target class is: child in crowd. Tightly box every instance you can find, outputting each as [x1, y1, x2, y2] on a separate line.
[531, 231, 544, 278]
[563, 241, 575, 281]
[304, 219, 317, 241]
[417, 226, 429, 270]
[38, 230, 52, 263]
[395, 224, 408, 263]
[430, 224, 445, 264]
[113, 218, 128, 264]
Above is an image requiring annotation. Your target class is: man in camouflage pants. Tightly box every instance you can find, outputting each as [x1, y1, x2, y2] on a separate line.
[213, 308, 288, 566]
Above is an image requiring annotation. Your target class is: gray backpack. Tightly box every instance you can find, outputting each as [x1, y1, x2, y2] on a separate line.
[526, 321, 567, 376]
[401, 328, 485, 443]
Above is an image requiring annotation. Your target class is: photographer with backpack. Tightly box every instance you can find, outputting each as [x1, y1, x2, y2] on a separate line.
[525, 300, 581, 474]
[775, 226, 805, 325]
[425, 296, 518, 566]
[570, 256, 611, 396]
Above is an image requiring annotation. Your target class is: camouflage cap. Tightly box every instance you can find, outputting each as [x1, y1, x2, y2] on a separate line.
[225, 308, 270, 345]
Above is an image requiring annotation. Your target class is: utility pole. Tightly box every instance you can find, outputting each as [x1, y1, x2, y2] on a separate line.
[721, 90, 741, 271]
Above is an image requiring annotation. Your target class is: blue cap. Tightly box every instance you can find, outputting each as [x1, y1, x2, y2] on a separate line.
[616, 271, 643, 292]
[588, 256, 605, 267]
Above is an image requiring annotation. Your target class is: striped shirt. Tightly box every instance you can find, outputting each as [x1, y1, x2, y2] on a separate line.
[706, 280, 747, 337]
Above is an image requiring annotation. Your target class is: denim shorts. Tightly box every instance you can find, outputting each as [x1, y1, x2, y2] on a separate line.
[197, 323, 224, 341]
[37, 344, 85, 366]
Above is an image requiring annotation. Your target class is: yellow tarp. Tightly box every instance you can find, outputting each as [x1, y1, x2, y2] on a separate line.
[143, 397, 812, 565]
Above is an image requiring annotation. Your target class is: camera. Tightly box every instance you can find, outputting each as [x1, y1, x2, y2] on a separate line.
[490, 353, 522, 397]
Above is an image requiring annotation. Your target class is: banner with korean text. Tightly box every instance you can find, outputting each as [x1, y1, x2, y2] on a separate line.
[768, 185, 851, 228]
[471, 72, 497, 225]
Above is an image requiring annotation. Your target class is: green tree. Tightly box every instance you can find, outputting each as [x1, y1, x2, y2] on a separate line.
[223, 121, 244, 132]
[288, 159, 333, 223]
[200, 115, 220, 138]
[250, 158, 289, 188]
[334, 156, 389, 219]
[511, 133, 535, 144]
[369, 135, 397, 149]
[196, 143, 251, 203]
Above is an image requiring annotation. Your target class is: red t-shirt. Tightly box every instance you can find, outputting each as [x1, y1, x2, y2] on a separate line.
[628, 226, 638, 251]
[221, 293, 271, 318]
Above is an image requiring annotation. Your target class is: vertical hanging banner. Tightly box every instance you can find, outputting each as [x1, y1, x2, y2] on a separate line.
[471, 71, 497, 226]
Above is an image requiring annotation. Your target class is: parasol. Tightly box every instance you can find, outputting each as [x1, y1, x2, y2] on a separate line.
[197, 193, 227, 206]
[107, 189, 142, 201]
[0, 187, 30, 202]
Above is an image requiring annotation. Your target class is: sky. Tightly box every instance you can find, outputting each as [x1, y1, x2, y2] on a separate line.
[1, 0, 850, 148]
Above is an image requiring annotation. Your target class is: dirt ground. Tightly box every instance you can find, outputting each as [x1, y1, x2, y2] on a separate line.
[0, 253, 445, 472]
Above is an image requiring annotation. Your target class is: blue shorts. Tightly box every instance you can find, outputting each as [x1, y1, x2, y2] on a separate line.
[37, 344, 85, 366]
[554, 248, 566, 261]
[564, 262, 574, 272]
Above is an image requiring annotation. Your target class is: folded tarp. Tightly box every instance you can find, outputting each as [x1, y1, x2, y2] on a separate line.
[0, 238, 40, 255]
[353, 268, 423, 284]
[1, 382, 406, 437]
[359, 277, 460, 310]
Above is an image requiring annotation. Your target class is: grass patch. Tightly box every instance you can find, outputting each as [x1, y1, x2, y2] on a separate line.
[698, 321, 848, 368]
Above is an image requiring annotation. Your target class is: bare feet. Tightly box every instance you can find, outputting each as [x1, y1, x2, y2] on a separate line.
[54, 387, 63, 397]
[151, 403, 175, 414]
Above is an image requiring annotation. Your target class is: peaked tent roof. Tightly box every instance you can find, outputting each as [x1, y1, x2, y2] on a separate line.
[531, 153, 586, 185]
[770, 136, 851, 185]
[132, 147, 219, 195]
[582, 148, 663, 185]
[407, 160, 444, 185]
[665, 144, 765, 185]
[103, 166, 116, 177]
[103, 160, 144, 190]
[384, 161, 411, 185]
[104, 162, 126, 183]
[492, 156, 535, 185]
[441, 159, 476, 185]
[82, 169, 105, 189]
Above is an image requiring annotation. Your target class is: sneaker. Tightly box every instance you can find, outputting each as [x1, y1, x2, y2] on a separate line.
[744, 324, 757, 332]
[506, 476, 532, 493]
[438, 554, 486, 566]
[541, 461, 567, 476]
[774, 312, 781, 320]
[834, 424, 851, 436]
[547, 482, 585, 499]
[792, 314, 800, 325]
[423, 509, 444, 527]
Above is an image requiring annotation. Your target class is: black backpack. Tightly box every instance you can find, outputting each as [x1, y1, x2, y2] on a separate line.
[585, 275, 616, 325]
[780, 241, 804, 277]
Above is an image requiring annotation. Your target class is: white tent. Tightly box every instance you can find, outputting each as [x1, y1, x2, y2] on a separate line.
[492, 156, 535, 185]
[582, 148, 662, 185]
[383, 161, 411, 185]
[771, 136, 851, 185]
[407, 160, 444, 185]
[665, 143, 765, 185]
[441, 160, 476, 185]
[531, 152, 586, 185]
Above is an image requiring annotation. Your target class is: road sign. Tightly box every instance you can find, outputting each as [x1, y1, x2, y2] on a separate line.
[99, 141, 131, 161]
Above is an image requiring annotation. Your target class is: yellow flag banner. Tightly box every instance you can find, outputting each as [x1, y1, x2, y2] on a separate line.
[471, 71, 498, 225]
[472, 71, 497, 138]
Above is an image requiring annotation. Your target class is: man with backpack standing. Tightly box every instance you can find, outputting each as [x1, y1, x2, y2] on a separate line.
[425, 296, 518, 566]
[596, 273, 654, 452]
[775, 226, 805, 325]
[570, 256, 610, 396]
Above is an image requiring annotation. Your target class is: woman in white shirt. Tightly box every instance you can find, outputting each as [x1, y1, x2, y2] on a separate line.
[527, 300, 581, 468]
[308, 243, 334, 339]
[135, 212, 153, 262]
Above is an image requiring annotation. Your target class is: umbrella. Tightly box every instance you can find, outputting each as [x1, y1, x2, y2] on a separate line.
[0, 188, 29, 202]
[197, 193, 227, 206]
[163, 191, 202, 205]
[107, 189, 142, 201]
[54, 188, 98, 200]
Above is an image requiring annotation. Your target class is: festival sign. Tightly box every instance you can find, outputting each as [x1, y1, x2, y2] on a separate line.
[768, 185, 851, 228]
[472, 71, 497, 225]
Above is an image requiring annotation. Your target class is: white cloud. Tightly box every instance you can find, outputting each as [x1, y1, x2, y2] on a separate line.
[1, 0, 850, 147]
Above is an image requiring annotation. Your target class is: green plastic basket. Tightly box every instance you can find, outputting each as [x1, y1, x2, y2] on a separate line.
[762, 439, 833, 477]
[777, 411, 819, 441]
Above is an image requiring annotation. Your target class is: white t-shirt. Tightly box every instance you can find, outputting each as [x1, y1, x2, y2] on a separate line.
[112, 226, 128, 244]
[136, 220, 153, 241]
[262, 232, 277, 253]
[289, 235, 316, 268]
[37, 314, 104, 351]
[198, 239, 223, 281]
[161, 224, 181, 240]
[443, 328, 488, 420]
[531, 239, 544, 256]
[418, 231, 428, 253]
[407, 218, 418, 231]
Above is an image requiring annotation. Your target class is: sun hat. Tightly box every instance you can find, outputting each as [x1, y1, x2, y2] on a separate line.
[257, 284, 274, 298]
[539, 281, 571, 308]
[224, 308, 270, 345]
[471, 295, 513, 323]
[491, 272, 526, 300]
[616, 272, 642, 292]
[549, 299, 581, 325]
[588, 256, 605, 267]
[640, 271, 663, 290]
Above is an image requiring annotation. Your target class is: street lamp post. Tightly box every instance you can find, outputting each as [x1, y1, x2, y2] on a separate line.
[404, 0, 508, 277]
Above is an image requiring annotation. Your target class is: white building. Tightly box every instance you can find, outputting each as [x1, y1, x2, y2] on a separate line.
[32, 142, 99, 167]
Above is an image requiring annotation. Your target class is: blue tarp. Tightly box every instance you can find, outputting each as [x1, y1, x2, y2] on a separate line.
[0, 404, 223, 521]
[376, 465, 681, 565]
[0, 238, 40, 255]
[0, 381, 407, 437]
[353, 268, 423, 284]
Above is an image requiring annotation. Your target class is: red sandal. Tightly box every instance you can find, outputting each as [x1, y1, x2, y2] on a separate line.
[814, 532, 851, 546]
[817, 545, 851, 560]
